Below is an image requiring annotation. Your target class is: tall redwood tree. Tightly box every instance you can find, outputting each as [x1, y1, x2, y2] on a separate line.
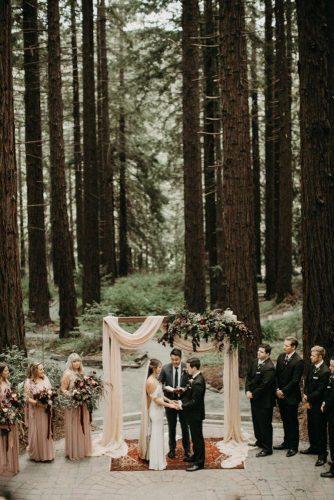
[182, 0, 206, 312]
[47, 0, 77, 336]
[22, 0, 50, 324]
[219, 0, 261, 371]
[0, 0, 26, 351]
[296, 0, 334, 359]
[82, 0, 100, 305]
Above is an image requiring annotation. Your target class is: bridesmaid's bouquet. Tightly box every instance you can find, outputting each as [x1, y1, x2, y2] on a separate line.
[33, 388, 57, 411]
[61, 372, 103, 414]
[0, 389, 25, 430]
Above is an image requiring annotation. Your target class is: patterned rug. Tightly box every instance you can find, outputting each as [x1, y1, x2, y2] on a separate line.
[110, 438, 244, 471]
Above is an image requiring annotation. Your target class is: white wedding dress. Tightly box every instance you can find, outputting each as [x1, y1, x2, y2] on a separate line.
[148, 382, 167, 471]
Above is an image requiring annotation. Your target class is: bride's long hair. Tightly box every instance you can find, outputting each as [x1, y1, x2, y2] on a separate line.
[147, 358, 161, 378]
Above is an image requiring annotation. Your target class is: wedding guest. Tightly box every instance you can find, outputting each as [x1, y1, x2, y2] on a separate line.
[24, 363, 55, 462]
[179, 357, 206, 472]
[301, 346, 330, 466]
[160, 348, 190, 459]
[0, 364, 19, 476]
[61, 353, 92, 460]
[320, 356, 334, 478]
[274, 337, 304, 457]
[246, 344, 276, 457]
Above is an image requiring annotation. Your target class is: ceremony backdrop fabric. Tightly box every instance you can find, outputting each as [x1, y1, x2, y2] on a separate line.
[92, 315, 247, 467]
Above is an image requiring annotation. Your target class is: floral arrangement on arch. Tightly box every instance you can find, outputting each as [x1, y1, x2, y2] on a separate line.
[159, 308, 255, 351]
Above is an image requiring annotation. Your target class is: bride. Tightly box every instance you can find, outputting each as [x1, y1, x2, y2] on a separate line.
[139, 358, 179, 470]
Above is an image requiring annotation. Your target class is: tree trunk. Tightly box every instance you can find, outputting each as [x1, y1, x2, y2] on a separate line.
[97, 0, 117, 280]
[296, 0, 334, 360]
[202, 0, 218, 307]
[17, 125, 26, 276]
[22, 0, 50, 325]
[70, 0, 83, 266]
[47, 0, 77, 336]
[264, 0, 276, 299]
[0, 0, 26, 351]
[82, 0, 100, 305]
[250, 15, 262, 283]
[182, 0, 206, 312]
[118, 56, 128, 277]
[219, 0, 261, 373]
[275, 0, 292, 302]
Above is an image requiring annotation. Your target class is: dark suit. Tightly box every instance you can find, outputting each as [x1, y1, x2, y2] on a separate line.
[160, 362, 190, 454]
[181, 372, 206, 467]
[246, 358, 276, 453]
[304, 362, 330, 458]
[323, 374, 334, 471]
[276, 351, 304, 450]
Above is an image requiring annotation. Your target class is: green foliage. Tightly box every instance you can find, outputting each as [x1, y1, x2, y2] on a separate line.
[0, 346, 62, 390]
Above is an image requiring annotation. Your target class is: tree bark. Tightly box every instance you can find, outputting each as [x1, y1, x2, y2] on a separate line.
[296, 0, 334, 360]
[17, 125, 26, 276]
[182, 0, 206, 312]
[250, 13, 262, 283]
[264, 0, 276, 299]
[202, 0, 218, 307]
[82, 0, 100, 305]
[0, 0, 26, 351]
[47, 0, 77, 336]
[118, 50, 128, 277]
[219, 0, 261, 372]
[22, 0, 50, 324]
[275, 0, 293, 302]
[97, 0, 117, 280]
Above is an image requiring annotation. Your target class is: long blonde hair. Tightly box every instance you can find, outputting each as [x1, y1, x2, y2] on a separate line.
[28, 362, 43, 381]
[66, 353, 84, 374]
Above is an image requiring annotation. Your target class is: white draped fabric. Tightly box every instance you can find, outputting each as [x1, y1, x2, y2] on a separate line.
[92, 314, 248, 466]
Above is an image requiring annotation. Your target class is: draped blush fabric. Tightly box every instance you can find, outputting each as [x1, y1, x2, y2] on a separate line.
[91, 315, 165, 457]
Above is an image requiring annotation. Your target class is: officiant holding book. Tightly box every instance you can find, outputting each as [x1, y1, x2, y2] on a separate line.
[160, 349, 190, 459]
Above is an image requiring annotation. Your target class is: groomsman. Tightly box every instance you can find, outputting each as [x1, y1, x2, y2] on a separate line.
[274, 336, 304, 457]
[160, 348, 190, 459]
[301, 346, 330, 466]
[320, 356, 334, 478]
[246, 344, 276, 457]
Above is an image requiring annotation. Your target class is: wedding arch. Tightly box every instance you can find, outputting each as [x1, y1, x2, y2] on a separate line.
[92, 311, 252, 466]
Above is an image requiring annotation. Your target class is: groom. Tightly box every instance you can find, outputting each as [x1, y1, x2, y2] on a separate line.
[178, 357, 206, 471]
[160, 348, 191, 459]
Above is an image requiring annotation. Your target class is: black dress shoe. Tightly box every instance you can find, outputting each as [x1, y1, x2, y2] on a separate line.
[315, 458, 327, 467]
[168, 450, 175, 459]
[273, 443, 288, 450]
[186, 464, 204, 472]
[249, 441, 261, 447]
[300, 448, 318, 455]
[183, 455, 195, 463]
[321, 470, 334, 478]
[256, 450, 273, 457]
[286, 449, 298, 457]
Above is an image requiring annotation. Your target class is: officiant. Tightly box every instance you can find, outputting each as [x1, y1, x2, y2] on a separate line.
[160, 349, 190, 459]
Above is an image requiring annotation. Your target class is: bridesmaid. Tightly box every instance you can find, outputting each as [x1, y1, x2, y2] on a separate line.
[61, 353, 92, 460]
[24, 363, 55, 462]
[0, 364, 19, 476]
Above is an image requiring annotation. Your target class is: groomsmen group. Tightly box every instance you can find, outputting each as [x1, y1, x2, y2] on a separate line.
[246, 338, 334, 479]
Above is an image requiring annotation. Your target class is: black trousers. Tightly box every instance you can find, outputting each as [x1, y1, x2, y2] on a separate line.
[188, 418, 205, 467]
[251, 403, 273, 452]
[166, 408, 190, 454]
[278, 400, 299, 450]
[326, 416, 334, 471]
[307, 407, 327, 458]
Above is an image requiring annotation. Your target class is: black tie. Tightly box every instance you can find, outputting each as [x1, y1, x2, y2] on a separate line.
[174, 367, 179, 388]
